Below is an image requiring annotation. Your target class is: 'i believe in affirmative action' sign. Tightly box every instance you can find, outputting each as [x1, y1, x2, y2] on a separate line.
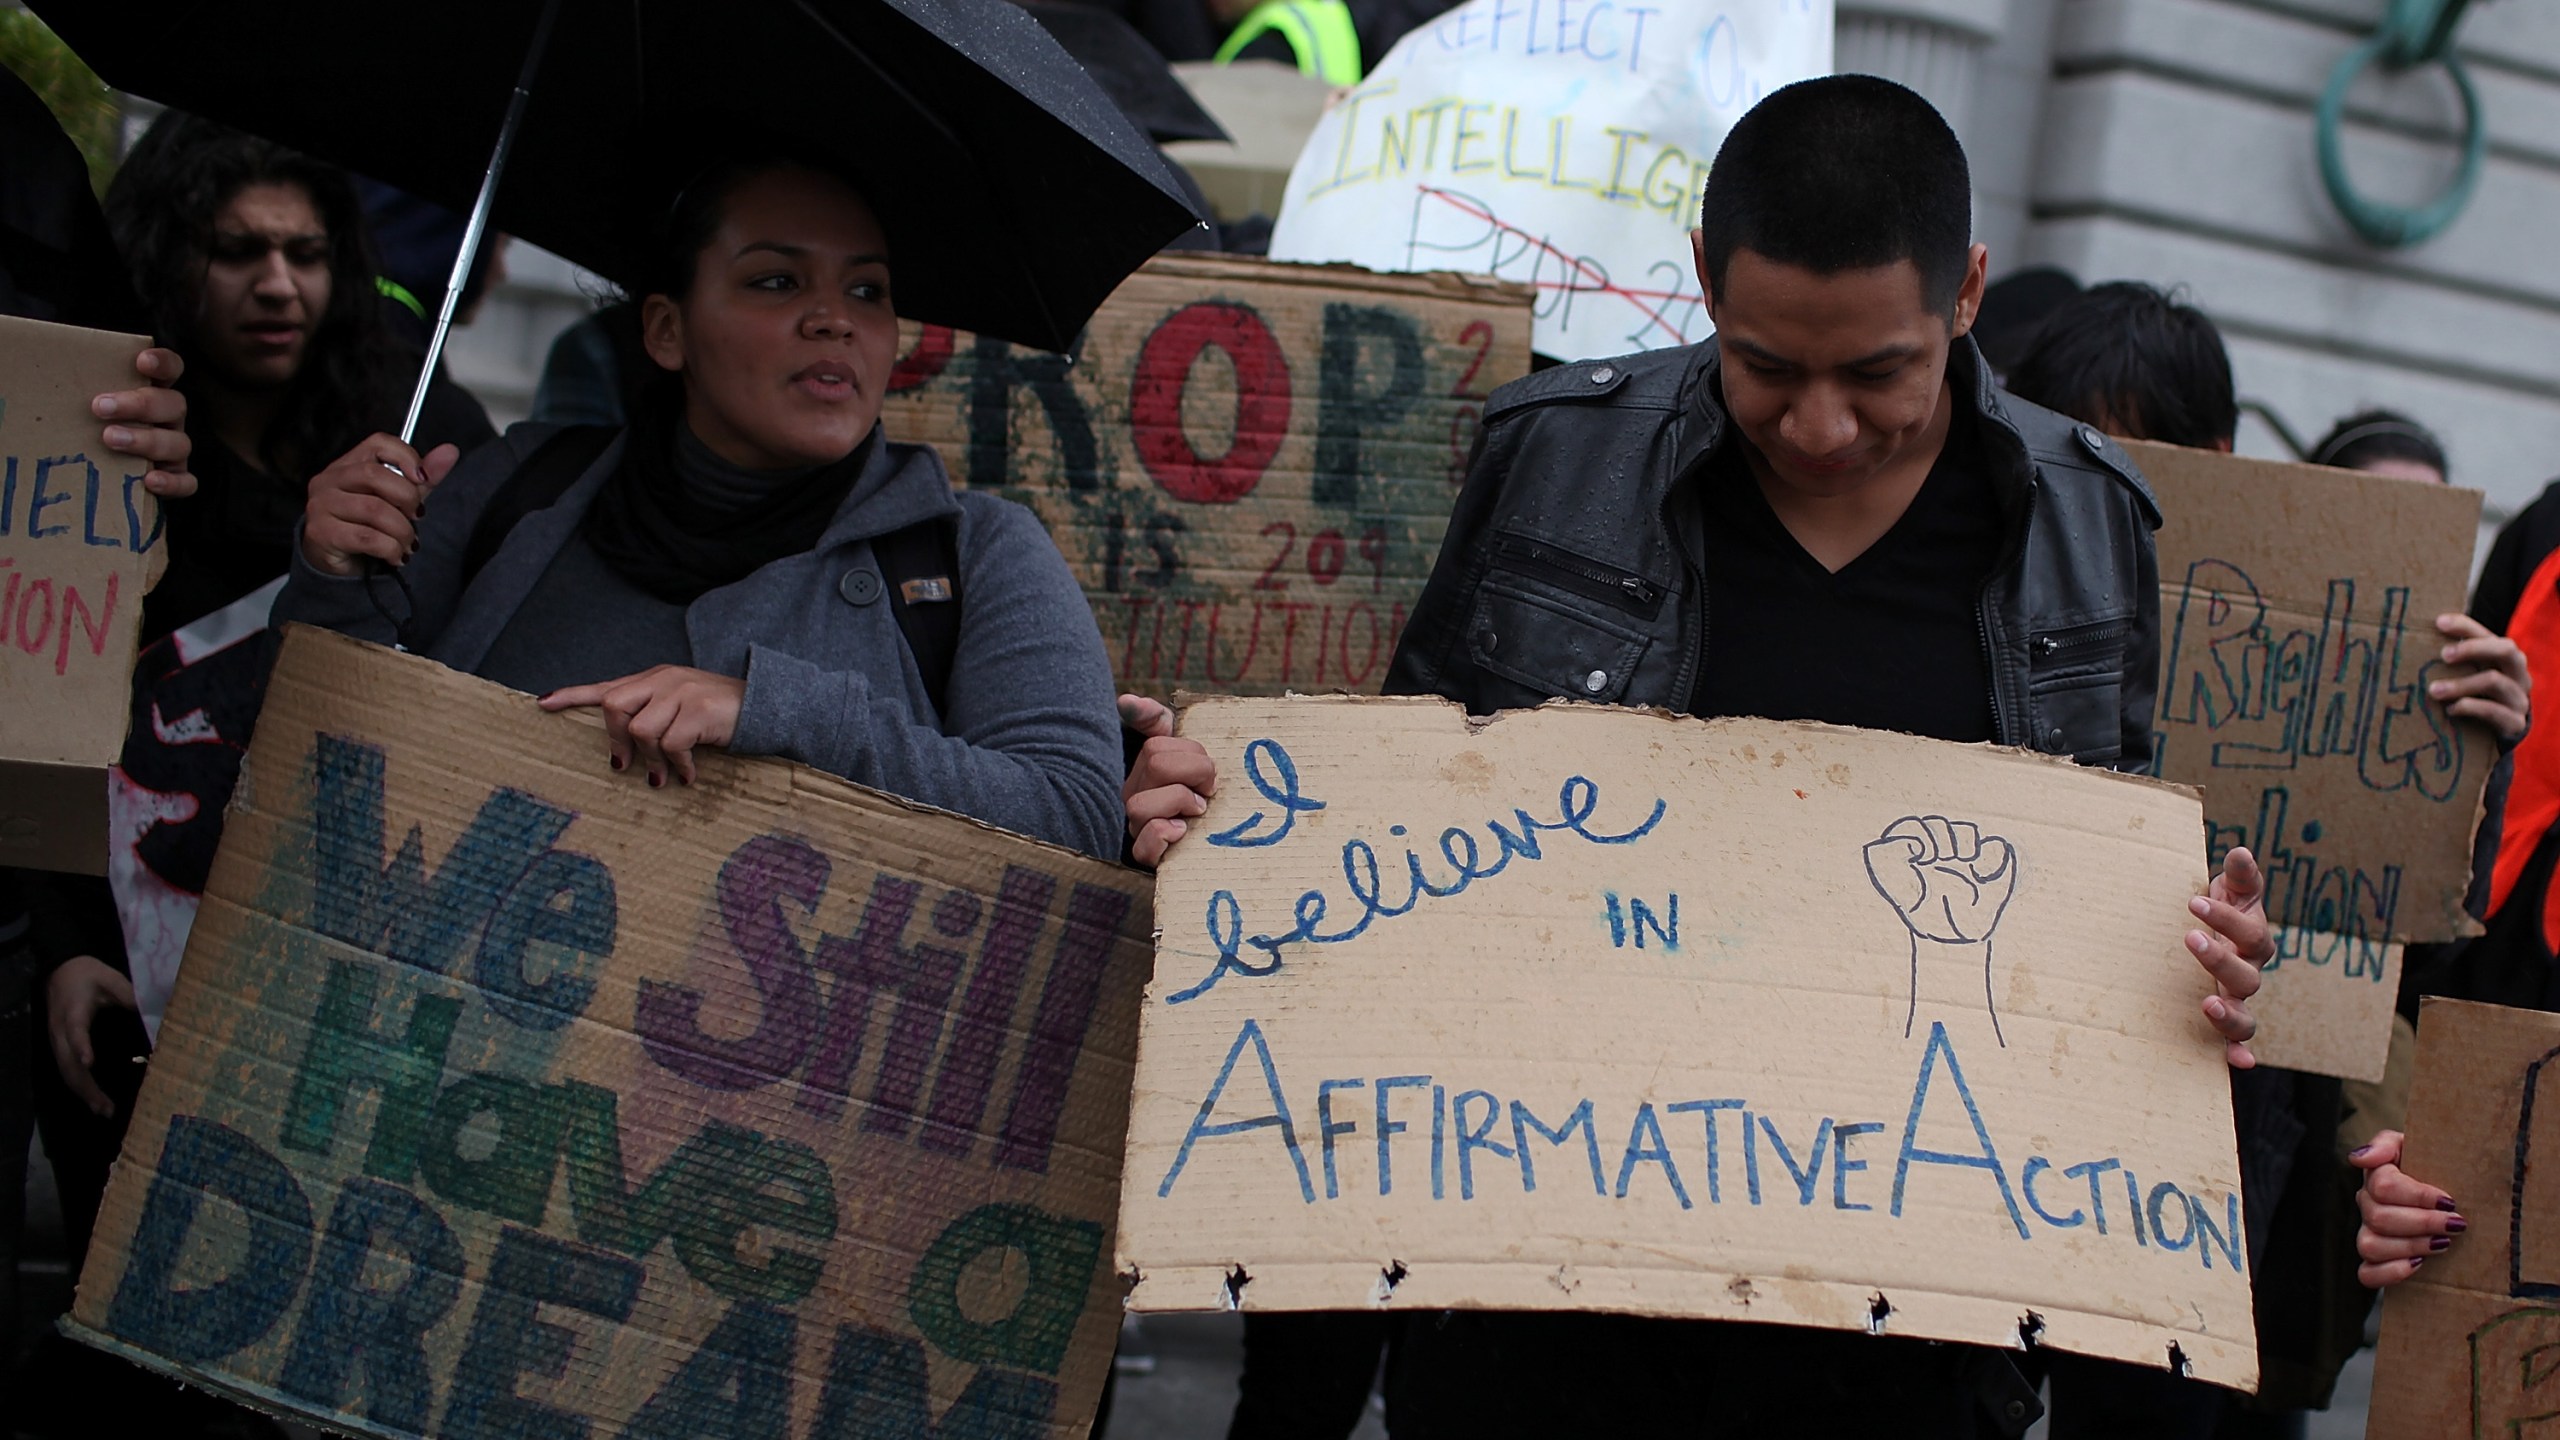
[1120, 696, 2257, 1389]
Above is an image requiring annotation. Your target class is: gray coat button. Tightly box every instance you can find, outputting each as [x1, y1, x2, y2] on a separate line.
[2046, 727, 2068, 751]
[2075, 424, 2106, 454]
[839, 569, 883, 605]
[1584, 669, 1609, 693]
[1590, 365, 1617, 385]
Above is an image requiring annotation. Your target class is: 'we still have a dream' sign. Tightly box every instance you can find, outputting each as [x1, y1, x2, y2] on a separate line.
[1120, 697, 2258, 1388]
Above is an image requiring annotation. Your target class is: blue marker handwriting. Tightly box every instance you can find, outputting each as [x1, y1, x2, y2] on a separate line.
[1169, 738, 1666, 1003]
[1154, 1017, 2245, 1272]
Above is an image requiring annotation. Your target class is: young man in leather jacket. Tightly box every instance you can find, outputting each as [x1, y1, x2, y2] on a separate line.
[1122, 74, 2273, 1438]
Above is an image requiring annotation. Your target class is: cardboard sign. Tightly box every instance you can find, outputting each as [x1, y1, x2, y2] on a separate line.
[2245, 929, 2407, 1086]
[881, 254, 1529, 698]
[0, 313, 162, 876]
[2369, 998, 2560, 1438]
[2136, 439, 2492, 1082]
[66, 627, 1152, 1440]
[1265, 0, 1831, 358]
[1120, 696, 2258, 1389]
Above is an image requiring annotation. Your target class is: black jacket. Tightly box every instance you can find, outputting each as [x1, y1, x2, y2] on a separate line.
[1385, 336, 2164, 772]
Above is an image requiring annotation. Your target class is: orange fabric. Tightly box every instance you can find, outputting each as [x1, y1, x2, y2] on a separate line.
[2489, 542, 2560, 952]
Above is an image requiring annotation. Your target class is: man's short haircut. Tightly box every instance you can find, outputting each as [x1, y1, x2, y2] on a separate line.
[1697, 75, 1974, 315]
[2003, 282, 2238, 450]
[2310, 408, 2447, 478]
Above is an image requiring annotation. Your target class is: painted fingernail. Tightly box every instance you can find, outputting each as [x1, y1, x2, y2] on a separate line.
[2431, 1235, 2453, 1252]
[648, 772, 665, 789]
[2189, 896, 2212, 917]
[103, 425, 133, 446]
[609, 755, 625, 772]
[2410, 1257, 2426, 1271]
[2446, 1215, 2468, 1233]
[2439, 1197, 2462, 1213]
[2349, 1144, 2373, 1160]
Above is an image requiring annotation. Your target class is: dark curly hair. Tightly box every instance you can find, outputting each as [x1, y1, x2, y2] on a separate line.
[102, 112, 403, 479]
[2004, 281, 2238, 450]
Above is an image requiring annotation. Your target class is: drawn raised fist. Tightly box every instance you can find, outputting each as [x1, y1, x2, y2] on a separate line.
[1865, 815, 2018, 944]
[1865, 815, 2020, 1044]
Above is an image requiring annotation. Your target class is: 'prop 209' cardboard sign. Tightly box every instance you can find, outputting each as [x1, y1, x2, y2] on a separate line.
[1120, 697, 2258, 1389]
[65, 627, 1151, 1440]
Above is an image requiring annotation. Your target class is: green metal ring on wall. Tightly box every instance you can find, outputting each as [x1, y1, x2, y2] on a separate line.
[2314, 31, 2487, 248]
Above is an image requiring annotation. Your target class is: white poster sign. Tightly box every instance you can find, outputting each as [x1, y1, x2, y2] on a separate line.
[1268, 0, 1833, 359]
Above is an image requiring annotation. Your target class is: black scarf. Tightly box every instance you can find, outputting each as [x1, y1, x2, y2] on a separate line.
[584, 398, 869, 604]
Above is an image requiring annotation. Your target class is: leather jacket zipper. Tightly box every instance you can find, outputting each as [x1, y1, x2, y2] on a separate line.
[1491, 533, 1665, 617]
[2032, 619, 2131, 657]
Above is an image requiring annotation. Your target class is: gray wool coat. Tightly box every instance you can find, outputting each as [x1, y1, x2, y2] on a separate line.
[273, 423, 1125, 858]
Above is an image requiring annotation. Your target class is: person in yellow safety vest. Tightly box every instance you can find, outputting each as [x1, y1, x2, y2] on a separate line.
[1212, 0, 1362, 83]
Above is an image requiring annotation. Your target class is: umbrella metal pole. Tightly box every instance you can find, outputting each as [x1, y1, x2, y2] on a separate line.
[399, 0, 569, 443]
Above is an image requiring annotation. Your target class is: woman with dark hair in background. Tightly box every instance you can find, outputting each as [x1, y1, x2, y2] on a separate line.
[24, 115, 496, 1371]
[2309, 409, 2449, 487]
[279, 149, 1123, 855]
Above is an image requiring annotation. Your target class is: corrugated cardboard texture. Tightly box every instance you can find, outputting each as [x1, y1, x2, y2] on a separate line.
[1121, 696, 2258, 1390]
[2369, 998, 2560, 1438]
[66, 626, 1152, 1440]
[0, 314, 161, 875]
[2136, 439, 2490, 1081]
[880, 254, 1530, 696]
[2246, 928, 2403, 1083]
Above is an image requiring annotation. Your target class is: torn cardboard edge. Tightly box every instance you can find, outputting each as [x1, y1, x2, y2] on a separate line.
[58, 1323, 409, 1440]
[1169, 690, 2208, 803]
[1120, 1260, 2250, 1384]
[1128, 252, 1536, 307]
[286, 625, 1122, 872]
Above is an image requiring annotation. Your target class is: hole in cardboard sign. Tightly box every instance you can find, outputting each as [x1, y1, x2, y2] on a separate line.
[1377, 1261, 1409, 1301]
[1867, 1294, 1892, 1334]
[1224, 1264, 1252, 1309]
[2166, 1343, 2192, 1378]
[2018, 1312, 2045, 1350]
[1728, 1278, 1756, 1307]
[954, 1244, 1034, 1326]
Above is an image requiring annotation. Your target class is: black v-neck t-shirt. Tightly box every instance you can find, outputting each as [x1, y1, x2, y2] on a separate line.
[1691, 423, 2006, 743]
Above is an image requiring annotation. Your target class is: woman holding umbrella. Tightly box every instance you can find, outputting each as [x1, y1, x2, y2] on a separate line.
[275, 151, 1127, 856]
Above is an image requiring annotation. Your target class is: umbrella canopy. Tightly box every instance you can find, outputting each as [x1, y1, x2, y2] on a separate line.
[33, 0, 1205, 352]
[1013, 1, 1229, 144]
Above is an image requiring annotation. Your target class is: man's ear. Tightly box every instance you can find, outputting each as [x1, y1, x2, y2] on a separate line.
[639, 294, 687, 375]
[1947, 243, 1991, 338]
[1690, 229, 1717, 316]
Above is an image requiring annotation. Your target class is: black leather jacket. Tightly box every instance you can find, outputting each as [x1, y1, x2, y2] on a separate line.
[1386, 336, 2164, 772]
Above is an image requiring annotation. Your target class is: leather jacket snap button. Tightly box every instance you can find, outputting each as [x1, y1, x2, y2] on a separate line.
[1584, 669, 1609, 694]
[1589, 365, 1616, 385]
[2075, 424, 2106, 455]
[2045, 727, 2068, 751]
[1479, 628, 1499, 654]
[839, 569, 883, 605]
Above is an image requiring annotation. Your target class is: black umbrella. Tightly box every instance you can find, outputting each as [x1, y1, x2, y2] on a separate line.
[1013, 1, 1228, 144]
[34, 0, 1205, 436]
